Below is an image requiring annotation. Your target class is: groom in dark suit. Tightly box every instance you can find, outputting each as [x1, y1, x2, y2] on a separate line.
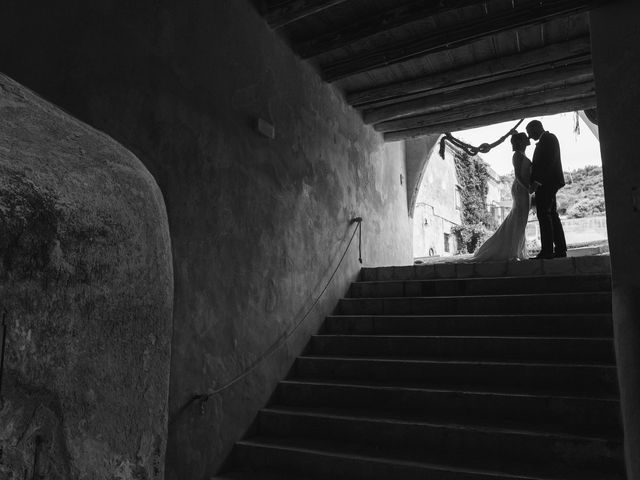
[526, 120, 567, 259]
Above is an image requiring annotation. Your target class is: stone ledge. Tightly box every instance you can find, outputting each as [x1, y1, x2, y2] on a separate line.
[361, 255, 611, 281]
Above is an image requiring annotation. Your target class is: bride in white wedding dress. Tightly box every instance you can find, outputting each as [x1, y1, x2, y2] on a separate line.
[473, 132, 532, 262]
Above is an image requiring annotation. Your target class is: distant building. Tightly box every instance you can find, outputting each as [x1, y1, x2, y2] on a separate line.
[413, 141, 513, 259]
[413, 143, 463, 258]
[485, 165, 511, 226]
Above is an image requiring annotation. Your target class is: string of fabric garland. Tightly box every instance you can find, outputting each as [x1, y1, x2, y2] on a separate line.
[439, 118, 525, 159]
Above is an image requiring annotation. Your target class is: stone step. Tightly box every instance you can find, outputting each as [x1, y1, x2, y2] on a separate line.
[214, 472, 311, 480]
[275, 380, 622, 435]
[294, 356, 619, 396]
[309, 335, 615, 363]
[214, 472, 313, 480]
[361, 256, 610, 282]
[256, 407, 623, 471]
[323, 314, 613, 337]
[349, 274, 611, 298]
[336, 292, 611, 316]
[221, 260, 621, 480]
[232, 437, 625, 480]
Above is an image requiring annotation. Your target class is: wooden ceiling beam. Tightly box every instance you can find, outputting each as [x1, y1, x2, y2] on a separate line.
[376, 80, 595, 134]
[295, 0, 487, 59]
[322, 0, 597, 82]
[383, 95, 597, 141]
[263, 0, 350, 29]
[363, 62, 593, 124]
[347, 36, 591, 107]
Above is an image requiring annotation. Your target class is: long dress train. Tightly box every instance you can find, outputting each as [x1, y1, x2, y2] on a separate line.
[473, 152, 531, 262]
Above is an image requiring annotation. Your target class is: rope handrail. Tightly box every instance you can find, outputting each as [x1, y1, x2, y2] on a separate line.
[439, 118, 525, 159]
[170, 217, 363, 424]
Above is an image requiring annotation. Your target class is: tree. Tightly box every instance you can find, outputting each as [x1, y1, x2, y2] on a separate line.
[557, 165, 605, 217]
[451, 153, 492, 253]
[502, 165, 605, 218]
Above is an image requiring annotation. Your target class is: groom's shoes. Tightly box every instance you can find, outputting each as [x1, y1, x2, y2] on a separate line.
[530, 252, 554, 260]
[529, 251, 566, 259]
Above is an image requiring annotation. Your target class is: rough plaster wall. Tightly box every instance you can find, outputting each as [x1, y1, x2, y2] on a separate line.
[0, 0, 413, 477]
[0, 74, 173, 479]
[590, 3, 640, 478]
[405, 135, 441, 217]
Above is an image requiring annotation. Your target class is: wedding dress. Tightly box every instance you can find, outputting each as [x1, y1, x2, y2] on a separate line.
[473, 151, 532, 262]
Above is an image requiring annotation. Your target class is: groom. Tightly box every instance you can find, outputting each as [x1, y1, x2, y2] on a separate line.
[526, 120, 567, 259]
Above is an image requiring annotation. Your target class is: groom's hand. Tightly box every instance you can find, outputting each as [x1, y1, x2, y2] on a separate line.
[530, 181, 541, 194]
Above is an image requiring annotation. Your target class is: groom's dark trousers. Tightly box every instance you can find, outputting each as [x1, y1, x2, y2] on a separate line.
[531, 131, 567, 256]
[535, 185, 566, 256]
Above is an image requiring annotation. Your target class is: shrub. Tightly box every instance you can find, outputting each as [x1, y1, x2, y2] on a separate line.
[451, 223, 490, 254]
[566, 197, 606, 218]
[452, 152, 493, 254]
[453, 153, 492, 227]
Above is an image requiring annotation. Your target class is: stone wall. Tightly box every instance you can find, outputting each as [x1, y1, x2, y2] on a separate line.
[0, 1, 413, 478]
[0, 74, 173, 480]
[590, 3, 640, 478]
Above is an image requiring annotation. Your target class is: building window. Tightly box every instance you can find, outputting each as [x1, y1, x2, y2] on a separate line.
[444, 233, 450, 253]
[455, 186, 462, 210]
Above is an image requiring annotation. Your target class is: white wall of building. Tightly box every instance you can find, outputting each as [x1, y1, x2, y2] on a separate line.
[413, 144, 463, 258]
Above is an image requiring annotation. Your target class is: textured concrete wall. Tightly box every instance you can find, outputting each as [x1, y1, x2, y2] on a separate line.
[591, 3, 640, 478]
[405, 135, 441, 217]
[0, 74, 173, 479]
[0, 1, 413, 478]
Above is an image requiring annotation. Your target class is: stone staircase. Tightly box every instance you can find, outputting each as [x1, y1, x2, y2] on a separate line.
[218, 256, 625, 480]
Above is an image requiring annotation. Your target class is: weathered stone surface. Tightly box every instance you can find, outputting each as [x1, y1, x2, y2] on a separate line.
[360, 256, 613, 282]
[360, 268, 378, 281]
[414, 264, 437, 280]
[455, 263, 475, 279]
[377, 267, 397, 281]
[542, 257, 575, 276]
[0, 74, 173, 480]
[507, 259, 543, 277]
[574, 255, 611, 275]
[475, 261, 508, 278]
[434, 263, 456, 279]
[393, 266, 415, 281]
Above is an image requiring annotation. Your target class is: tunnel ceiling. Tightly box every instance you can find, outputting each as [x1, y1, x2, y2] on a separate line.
[253, 0, 603, 140]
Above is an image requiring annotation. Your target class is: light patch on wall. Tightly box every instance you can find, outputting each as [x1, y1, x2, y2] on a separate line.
[256, 118, 275, 139]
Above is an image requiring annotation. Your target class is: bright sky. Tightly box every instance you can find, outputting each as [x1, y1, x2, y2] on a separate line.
[452, 112, 602, 176]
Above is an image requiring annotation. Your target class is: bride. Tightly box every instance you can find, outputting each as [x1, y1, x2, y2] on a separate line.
[473, 132, 532, 262]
